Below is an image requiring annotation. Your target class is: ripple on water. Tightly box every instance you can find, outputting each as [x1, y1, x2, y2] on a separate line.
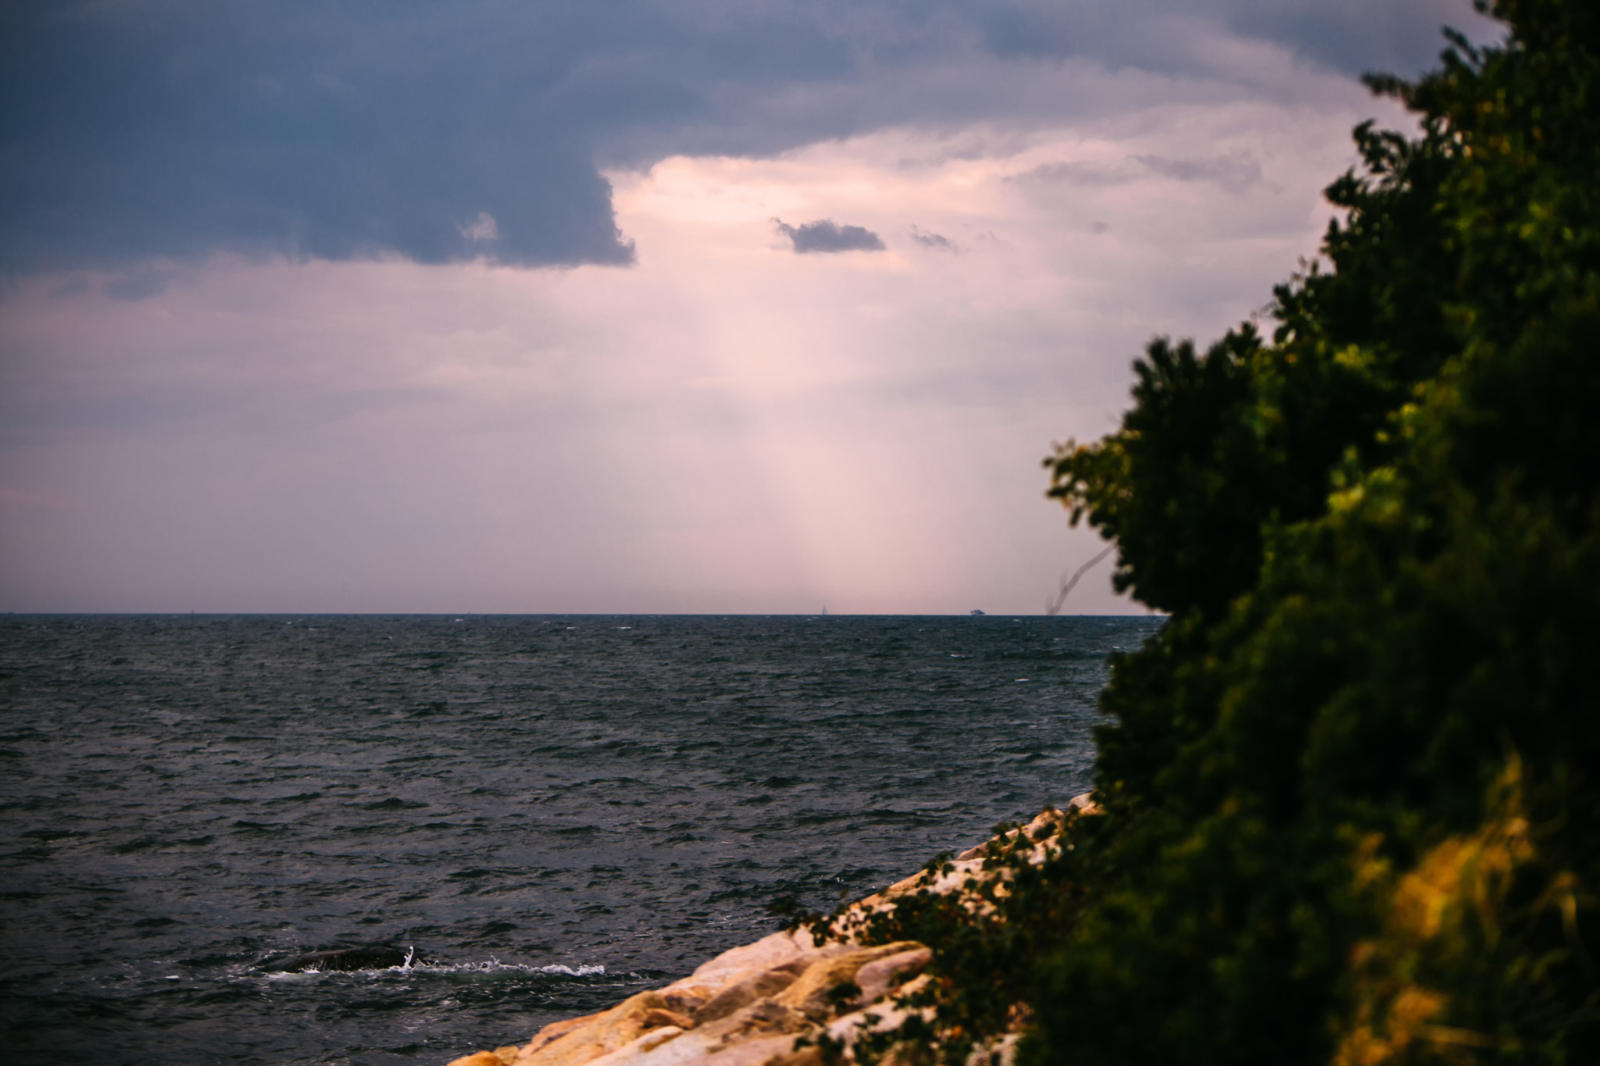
[0, 612, 1160, 1066]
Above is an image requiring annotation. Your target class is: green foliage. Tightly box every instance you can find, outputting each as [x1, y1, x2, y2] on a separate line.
[799, 814, 1110, 1065]
[1028, 2, 1600, 1063]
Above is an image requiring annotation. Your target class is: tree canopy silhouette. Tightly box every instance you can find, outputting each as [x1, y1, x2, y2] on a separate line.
[1033, 1, 1599, 1061]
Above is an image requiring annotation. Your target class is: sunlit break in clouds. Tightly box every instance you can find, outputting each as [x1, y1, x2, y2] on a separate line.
[0, 1, 1500, 614]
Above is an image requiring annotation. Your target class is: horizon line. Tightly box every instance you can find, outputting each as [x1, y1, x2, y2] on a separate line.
[1, 609, 1164, 619]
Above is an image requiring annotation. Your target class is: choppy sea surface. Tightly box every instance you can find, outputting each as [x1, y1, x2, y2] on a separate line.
[0, 613, 1159, 1065]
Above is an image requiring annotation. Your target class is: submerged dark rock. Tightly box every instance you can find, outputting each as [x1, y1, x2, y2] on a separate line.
[267, 945, 421, 972]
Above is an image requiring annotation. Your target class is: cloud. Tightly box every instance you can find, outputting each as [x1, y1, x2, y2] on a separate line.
[1135, 151, 1263, 191]
[1008, 150, 1263, 193]
[972, 0, 1494, 75]
[0, 3, 640, 276]
[1010, 160, 1136, 188]
[910, 226, 958, 252]
[458, 212, 500, 245]
[0, 1, 1494, 280]
[774, 219, 886, 254]
[100, 266, 191, 302]
[1219, 0, 1500, 76]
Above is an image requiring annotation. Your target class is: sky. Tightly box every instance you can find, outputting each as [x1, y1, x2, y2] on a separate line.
[0, 0, 1501, 615]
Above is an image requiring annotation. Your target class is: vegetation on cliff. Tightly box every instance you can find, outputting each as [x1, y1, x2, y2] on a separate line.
[811, 2, 1600, 1062]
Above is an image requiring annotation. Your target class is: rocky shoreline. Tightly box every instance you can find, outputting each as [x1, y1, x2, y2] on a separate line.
[447, 798, 1094, 1066]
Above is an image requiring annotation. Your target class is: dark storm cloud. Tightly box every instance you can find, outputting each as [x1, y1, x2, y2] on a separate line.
[775, 219, 886, 254]
[972, 0, 1493, 75]
[1221, 0, 1496, 77]
[0, 2, 637, 274]
[0, 1, 1493, 279]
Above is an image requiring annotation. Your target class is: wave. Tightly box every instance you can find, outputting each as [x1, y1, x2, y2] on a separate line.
[258, 957, 608, 980]
[421, 960, 608, 977]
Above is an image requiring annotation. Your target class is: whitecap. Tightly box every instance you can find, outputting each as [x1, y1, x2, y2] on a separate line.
[409, 958, 606, 977]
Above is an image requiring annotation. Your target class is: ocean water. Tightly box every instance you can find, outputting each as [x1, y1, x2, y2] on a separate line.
[0, 613, 1159, 1065]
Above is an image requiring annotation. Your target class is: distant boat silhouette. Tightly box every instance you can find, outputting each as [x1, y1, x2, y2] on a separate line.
[970, 609, 986, 616]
